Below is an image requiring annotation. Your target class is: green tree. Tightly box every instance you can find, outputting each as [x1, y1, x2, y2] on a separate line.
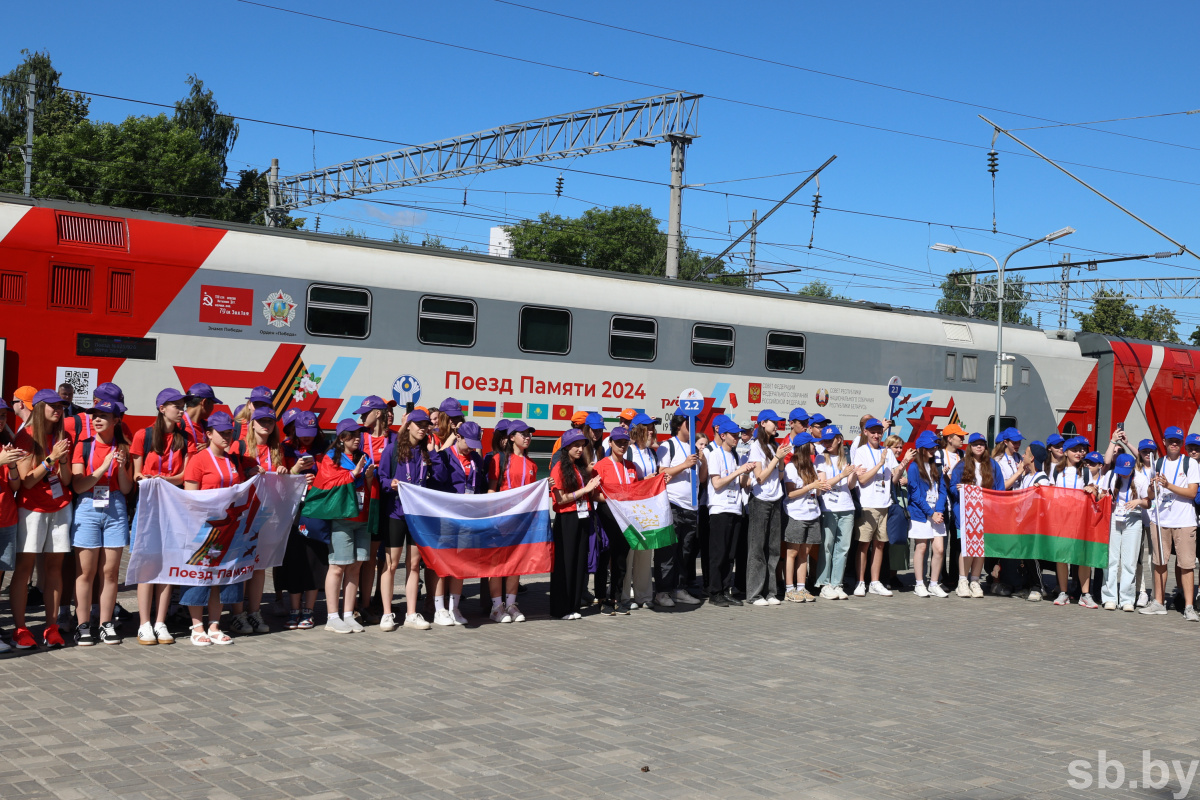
[1190, 327, 1200, 347]
[936, 270, 1033, 325]
[504, 204, 743, 285]
[0, 50, 89, 183]
[1074, 291, 1180, 342]
[796, 279, 849, 300]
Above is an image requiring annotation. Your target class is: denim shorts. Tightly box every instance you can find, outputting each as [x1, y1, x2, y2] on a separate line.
[0, 523, 16, 571]
[180, 583, 245, 606]
[329, 520, 370, 565]
[71, 492, 130, 549]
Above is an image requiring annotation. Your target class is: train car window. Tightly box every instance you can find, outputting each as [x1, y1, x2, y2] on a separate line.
[107, 269, 134, 315]
[609, 315, 657, 362]
[692, 324, 735, 368]
[49, 263, 92, 311]
[987, 416, 1018, 446]
[961, 355, 978, 382]
[765, 331, 805, 373]
[1020, 367, 1030, 386]
[945, 353, 956, 381]
[418, 296, 477, 347]
[519, 306, 571, 355]
[1062, 422, 1077, 436]
[0, 271, 26, 304]
[306, 284, 372, 339]
[527, 435, 556, 480]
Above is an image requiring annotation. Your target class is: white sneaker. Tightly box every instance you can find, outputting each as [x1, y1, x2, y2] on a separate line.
[751, 597, 769, 606]
[835, 586, 849, 600]
[969, 581, 984, 598]
[913, 582, 930, 598]
[571, 612, 582, 619]
[229, 612, 254, 635]
[1102, 600, 1117, 611]
[1027, 589, 1043, 602]
[1136, 591, 1149, 608]
[1053, 591, 1071, 606]
[853, 582, 867, 597]
[956, 577, 971, 598]
[654, 592, 676, 608]
[344, 614, 365, 633]
[153, 622, 175, 644]
[490, 605, 512, 623]
[1121, 602, 1135, 612]
[433, 609, 455, 627]
[451, 608, 468, 626]
[325, 616, 353, 634]
[561, 613, 575, 620]
[506, 603, 526, 622]
[869, 581, 892, 597]
[819, 585, 838, 600]
[379, 613, 398, 631]
[928, 582, 949, 598]
[405, 613, 431, 630]
[672, 589, 701, 605]
[0, 638, 10, 653]
[766, 596, 782, 606]
[137, 622, 157, 645]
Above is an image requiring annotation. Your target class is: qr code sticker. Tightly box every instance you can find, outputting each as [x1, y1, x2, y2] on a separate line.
[55, 367, 97, 404]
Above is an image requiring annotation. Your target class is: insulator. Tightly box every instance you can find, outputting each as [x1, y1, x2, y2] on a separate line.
[987, 150, 999, 177]
[555, 174, 564, 197]
[811, 192, 821, 216]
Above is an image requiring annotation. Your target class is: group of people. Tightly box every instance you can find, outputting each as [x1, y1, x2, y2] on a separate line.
[2, 382, 1197, 653]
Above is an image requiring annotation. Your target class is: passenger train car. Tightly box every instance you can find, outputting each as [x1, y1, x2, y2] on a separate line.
[1, 194, 1196, 474]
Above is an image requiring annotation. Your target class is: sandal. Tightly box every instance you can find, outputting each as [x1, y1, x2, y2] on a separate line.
[190, 624, 211, 647]
[207, 625, 233, 645]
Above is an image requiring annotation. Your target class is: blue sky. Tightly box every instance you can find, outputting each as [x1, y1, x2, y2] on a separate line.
[6, 1, 1200, 332]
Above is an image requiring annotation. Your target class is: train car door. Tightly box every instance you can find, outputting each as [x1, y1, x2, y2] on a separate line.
[1056, 407, 1091, 442]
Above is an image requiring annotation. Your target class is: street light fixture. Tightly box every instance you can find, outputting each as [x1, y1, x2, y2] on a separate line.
[932, 227, 1075, 444]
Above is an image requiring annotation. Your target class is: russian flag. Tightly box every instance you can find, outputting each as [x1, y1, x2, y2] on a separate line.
[396, 481, 553, 578]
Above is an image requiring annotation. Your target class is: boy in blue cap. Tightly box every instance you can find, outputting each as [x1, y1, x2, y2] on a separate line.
[1140, 426, 1199, 619]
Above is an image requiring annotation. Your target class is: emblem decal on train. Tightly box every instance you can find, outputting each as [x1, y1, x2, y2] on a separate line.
[199, 284, 253, 326]
[262, 289, 297, 328]
[815, 388, 829, 407]
[391, 374, 422, 406]
[747, 383, 762, 404]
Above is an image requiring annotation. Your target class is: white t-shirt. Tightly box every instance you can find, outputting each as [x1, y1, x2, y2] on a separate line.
[747, 440, 783, 502]
[1152, 456, 1200, 528]
[627, 445, 658, 481]
[1052, 465, 1089, 490]
[816, 453, 854, 512]
[706, 446, 743, 515]
[996, 453, 1021, 489]
[783, 462, 821, 521]
[1019, 471, 1051, 489]
[1137, 466, 1158, 525]
[656, 437, 698, 510]
[853, 444, 897, 509]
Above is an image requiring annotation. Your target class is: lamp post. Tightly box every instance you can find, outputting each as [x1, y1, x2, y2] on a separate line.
[932, 227, 1075, 444]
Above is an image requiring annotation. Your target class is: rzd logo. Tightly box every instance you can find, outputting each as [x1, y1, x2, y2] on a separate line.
[748, 383, 762, 404]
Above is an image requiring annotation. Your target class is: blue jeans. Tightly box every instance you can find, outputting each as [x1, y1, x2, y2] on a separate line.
[817, 509, 855, 587]
[1102, 513, 1143, 606]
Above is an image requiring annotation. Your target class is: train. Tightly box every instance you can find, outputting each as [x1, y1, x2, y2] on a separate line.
[2, 193, 1197, 475]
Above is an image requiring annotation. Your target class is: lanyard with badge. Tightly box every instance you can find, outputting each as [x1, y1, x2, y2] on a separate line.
[88, 442, 117, 508]
[462, 454, 475, 494]
[507, 455, 529, 489]
[1113, 475, 1132, 522]
[208, 449, 234, 488]
[571, 465, 589, 517]
[45, 437, 65, 500]
[343, 452, 369, 509]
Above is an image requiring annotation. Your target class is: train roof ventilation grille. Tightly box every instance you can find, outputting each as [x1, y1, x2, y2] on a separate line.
[56, 213, 127, 250]
[942, 322, 974, 344]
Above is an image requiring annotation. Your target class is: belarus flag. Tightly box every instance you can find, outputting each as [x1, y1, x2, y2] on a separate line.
[397, 480, 554, 578]
[602, 474, 678, 550]
[959, 484, 1110, 569]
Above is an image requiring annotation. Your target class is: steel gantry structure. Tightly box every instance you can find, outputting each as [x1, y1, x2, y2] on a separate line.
[267, 93, 701, 276]
[967, 276, 1200, 304]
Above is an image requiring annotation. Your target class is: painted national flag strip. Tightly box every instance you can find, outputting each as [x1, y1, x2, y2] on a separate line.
[959, 484, 1110, 569]
[474, 400, 496, 417]
[502, 402, 523, 418]
[600, 473, 678, 550]
[601, 406, 623, 424]
[553, 404, 573, 421]
[397, 480, 553, 578]
[527, 403, 548, 419]
[458, 399, 470, 415]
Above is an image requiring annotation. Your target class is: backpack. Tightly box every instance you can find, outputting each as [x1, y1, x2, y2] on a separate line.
[1154, 456, 1193, 498]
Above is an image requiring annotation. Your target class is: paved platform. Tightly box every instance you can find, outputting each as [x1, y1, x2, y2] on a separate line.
[1, 579, 1198, 800]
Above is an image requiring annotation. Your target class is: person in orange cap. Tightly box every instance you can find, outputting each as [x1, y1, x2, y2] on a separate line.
[10, 387, 36, 436]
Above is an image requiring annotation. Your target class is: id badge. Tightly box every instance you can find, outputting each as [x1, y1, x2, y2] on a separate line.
[92, 485, 110, 509]
[356, 490, 365, 510]
[48, 474, 64, 499]
[575, 498, 590, 518]
[926, 488, 938, 506]
[1113, 505, 1128, 522]
[465, 482, 475, 495]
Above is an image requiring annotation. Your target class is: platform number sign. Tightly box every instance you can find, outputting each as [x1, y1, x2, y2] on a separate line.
[886, 376, 902, 422]
[677, 388, 704, 507]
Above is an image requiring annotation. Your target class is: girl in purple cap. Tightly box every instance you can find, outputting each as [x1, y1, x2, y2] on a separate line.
[550, 429, 601, 619]
[487, 420, 538, 623]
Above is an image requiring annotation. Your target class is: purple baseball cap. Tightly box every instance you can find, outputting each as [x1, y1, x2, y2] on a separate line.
[335, 419, 367, 437]
[0, 398, 8, 411]
[406, 409, 431, 425]
[205, 411, 236, 432]
[609, 426, 630, 442]
[294, 412, 320, 437]
[279, 408, 299, 428]
[94, 382, 124, 403]
[86, 398, 126, 416]
[252, 405, 277, 421]
[561, 428, 587, 448]
[354, 395, 388, 414]
[155, 387, 186, 408]
[187, 383, 222, 403]
[33, 388, 66, 406]
[246, 385, 273, 404]
[508, 420, 534, 435]
[494, 418, 513, 436]
[458, 421, 483, 448]
[439, 397, 464, 417]
[233, 404, 246, 420]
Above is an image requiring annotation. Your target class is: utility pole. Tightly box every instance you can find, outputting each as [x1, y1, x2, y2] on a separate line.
[1057, 253, 1071, 332]
[664, 134, 691, 279]
[266, 158, 279, 228]
[747, 209, 758, 289]
[968, 273, 977, 317]
[22, 76, 36, 197]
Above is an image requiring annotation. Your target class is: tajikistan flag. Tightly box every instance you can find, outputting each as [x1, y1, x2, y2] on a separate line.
[603, 474, 677, 550]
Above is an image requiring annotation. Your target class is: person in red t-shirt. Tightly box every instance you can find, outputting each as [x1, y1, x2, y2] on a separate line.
[550, 429, 601, 620]
[592, 426, 641, 615]
[10, 389, 75, 649]
[130, 387, 191, 645]
[352, 395, 396, 625]
[181, 383, 222, 455]
[181, 411, 251, 646]
[486, 420, 539, 623]
[0, 400, 23, 646]
[69, 399, 133, 646]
